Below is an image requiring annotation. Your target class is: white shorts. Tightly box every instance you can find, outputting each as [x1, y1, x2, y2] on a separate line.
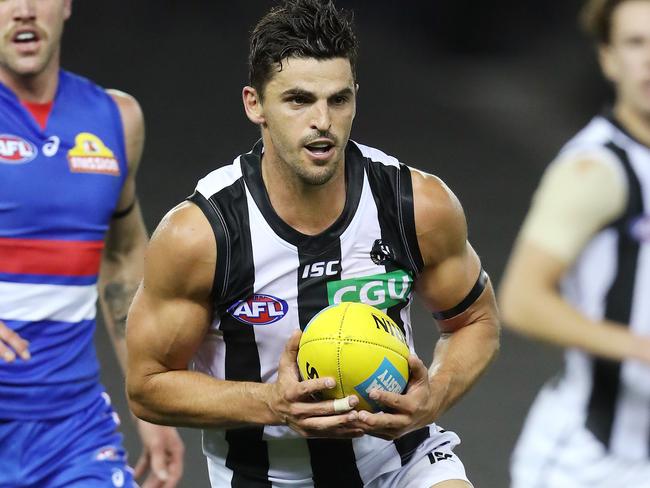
[511, 385, 650, 488]
[206, 428, 471, 487]
[368, 431, 472, 488]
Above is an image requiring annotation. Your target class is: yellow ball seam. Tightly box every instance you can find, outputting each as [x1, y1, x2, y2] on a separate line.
[335, 302, 350, 397]
[300, 337, 409, 357]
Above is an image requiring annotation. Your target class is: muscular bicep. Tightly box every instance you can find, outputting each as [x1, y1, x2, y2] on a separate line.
[127, 202, 215, 377]
[411, 169, 495, 332]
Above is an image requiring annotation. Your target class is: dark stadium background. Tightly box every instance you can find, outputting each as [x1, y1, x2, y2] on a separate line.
[62, 1, 610, 486]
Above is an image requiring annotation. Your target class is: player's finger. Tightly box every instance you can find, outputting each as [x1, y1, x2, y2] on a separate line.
[140, 474, 165, 488]
[133, 451, 149, 479]
[286, 375, 336, 401]
[0, 342, 16, 362]
[0, 321, 30, 360]
[292, 395, 359, 418]
[300, 413, 365, 438]
[407, 354, 427, 382]
[368, 388, 404, 411]
[148, 445, 170, 485]
[163, 437, 185, 487]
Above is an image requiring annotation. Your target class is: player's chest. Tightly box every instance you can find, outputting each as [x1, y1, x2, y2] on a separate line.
[0, 116, 124, 224]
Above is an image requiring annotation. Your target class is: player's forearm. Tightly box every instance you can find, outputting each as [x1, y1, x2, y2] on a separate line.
[500, 281, 650, 363]
[428, 316, 499, 418]
[99, 220, 147, 371]
[127, 370, 280, 429]
[98, 262, 143, 371]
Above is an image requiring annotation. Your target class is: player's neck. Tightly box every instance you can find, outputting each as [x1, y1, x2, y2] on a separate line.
[614, 102, 650, 148]
[261, 153, 347, 236]
[0, 58, 60, 103]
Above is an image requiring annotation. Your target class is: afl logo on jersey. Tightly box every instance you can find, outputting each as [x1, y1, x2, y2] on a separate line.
[227, 294, 288, 325]
[67, 132, 120, 176]
[0, 134, 37, 164]
[628, 215, 650, 243]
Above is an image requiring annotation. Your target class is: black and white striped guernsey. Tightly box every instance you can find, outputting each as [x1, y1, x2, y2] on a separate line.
[521, 113, 650, 468]
[188, 140, 438, 486]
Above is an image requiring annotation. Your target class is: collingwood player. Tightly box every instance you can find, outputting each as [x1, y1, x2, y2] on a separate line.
[500, 0, 650, 487]
[126, 0, 499, 486]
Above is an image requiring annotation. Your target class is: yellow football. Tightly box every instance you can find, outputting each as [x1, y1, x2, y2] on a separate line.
[297, 302, 410, 412]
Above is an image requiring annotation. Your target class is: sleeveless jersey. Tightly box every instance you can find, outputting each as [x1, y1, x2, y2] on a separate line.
[537, 114, 650, 459]
[189, 140, 437, 485]
[0, 70, 128, 419]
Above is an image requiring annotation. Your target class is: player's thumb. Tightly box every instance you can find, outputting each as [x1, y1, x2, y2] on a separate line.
[282, 329, 302, 363]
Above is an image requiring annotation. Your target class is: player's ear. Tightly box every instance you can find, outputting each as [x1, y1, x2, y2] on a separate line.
[598, 44, 618, 83]
[63, 0, 72, 20]
[243, 86, 265, 125]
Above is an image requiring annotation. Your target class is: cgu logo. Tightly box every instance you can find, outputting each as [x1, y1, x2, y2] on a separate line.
[327, 270, 412, 309]
[0, 134, 37, 164]
[227, 294, 288, 325]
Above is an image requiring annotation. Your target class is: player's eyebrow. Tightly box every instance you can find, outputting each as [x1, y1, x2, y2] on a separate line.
[281, 88, 315, 99]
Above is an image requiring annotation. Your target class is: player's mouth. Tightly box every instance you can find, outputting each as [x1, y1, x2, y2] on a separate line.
[11, 28, 42, 54]
[304, 139, 336, 161]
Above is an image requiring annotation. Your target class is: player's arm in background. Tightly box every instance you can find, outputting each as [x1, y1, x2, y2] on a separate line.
[99, 90, 184, 488]
[499, 150, 650, 363]
[126, 202, 363, 438]
[358, 168, 500, 439]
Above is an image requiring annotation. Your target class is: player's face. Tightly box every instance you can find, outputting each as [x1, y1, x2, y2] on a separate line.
[256, 57, 357, 186]
[600, 0, 650, 116]
[0, 0, 71, 80]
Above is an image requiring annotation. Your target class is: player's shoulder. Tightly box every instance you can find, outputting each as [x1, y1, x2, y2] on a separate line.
[548, 116, 628, 194]
[152, 201, 214, 257]
[410, 168, 467, 264]
[105, 88, 144, 128]
[411, 168, 464, 228]
[146, 201, 216, 293]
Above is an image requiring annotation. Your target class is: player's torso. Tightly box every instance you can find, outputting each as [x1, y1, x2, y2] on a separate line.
[191, 141, 432, 483]
[191, 140, 421, 386]
[0, 70, 127, 419]
[0, 72, 126, 240]
[554, 114, 650, 458]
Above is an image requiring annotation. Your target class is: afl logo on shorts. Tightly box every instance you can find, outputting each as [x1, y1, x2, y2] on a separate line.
[228, 294, 288, 325]
[0, 134, 37, 164]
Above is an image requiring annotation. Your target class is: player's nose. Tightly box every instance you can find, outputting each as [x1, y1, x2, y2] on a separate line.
[12, 0, 37, 21]
[310, 101, 332, 133]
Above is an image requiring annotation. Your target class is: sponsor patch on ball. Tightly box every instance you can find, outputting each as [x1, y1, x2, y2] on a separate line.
[354, 357, 407, 411]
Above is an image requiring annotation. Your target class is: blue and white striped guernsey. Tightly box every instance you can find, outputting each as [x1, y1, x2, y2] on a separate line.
[0, 70, 128, 420]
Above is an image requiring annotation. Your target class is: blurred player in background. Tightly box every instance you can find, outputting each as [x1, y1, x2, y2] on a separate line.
[126, 0, 499, 487]
[0, 1, 183, 486]
[499, 0, 650, 486]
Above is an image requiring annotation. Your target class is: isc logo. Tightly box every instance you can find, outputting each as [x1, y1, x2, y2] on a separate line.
[0, 134, 37, 164]
[301, 260, 340, 278]
[227, 294, 288, 325]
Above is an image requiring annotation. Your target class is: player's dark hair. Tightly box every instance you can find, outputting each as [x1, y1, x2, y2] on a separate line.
[580, 0, 630, 44]
[248, 0, 358, 98]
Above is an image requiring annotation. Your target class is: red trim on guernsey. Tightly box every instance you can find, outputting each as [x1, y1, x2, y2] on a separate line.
[20, 100, 54, 130]
[0, 237, 104, 276]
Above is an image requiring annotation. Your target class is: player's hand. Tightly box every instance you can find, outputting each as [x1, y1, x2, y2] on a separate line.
[268, 330, 364, 438]
[0, 319, 30, 362]
[134, 419, 184, 488]
[357, 355, 437, 440]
